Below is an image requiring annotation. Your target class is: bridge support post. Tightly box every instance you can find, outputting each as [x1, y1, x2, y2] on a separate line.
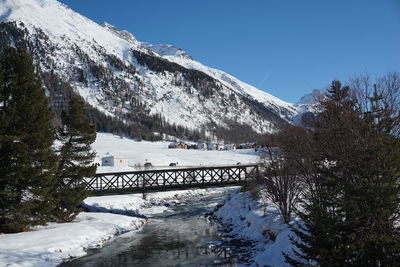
[142, 174, 147, 200]
[255, 164, 259, 178]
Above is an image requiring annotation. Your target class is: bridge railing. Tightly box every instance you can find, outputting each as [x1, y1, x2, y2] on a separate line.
[85, 164, 259, 193]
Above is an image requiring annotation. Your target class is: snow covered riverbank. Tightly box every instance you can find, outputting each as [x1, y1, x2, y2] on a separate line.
[0, 213, 146, 267]
[213, 190, 296, 266]
[0, 188, 235, 267]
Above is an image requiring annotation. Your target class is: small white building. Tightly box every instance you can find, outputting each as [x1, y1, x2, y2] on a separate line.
[101, 155, 129, 167]
[216, 144, 224, 150]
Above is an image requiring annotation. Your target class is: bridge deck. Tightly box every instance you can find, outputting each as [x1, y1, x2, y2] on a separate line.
[85, 164, 259, 195]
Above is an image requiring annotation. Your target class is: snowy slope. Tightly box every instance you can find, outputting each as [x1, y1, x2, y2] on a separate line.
[0, 0, 138, 59]
[153, 45, 297, 118]
[0, 0, 306, 136]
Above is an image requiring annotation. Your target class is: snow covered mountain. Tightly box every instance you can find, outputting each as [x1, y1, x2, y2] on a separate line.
[0, 0, 305, 141]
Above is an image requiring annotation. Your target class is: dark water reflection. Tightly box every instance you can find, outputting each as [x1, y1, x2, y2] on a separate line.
[60, 192, 239, 267]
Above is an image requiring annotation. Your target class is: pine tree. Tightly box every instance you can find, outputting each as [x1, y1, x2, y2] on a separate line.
[285, 80, 400, 265]
[349, 84, 400, 265]
[53, 97, 97, 221]
[0, 46, 57, 233]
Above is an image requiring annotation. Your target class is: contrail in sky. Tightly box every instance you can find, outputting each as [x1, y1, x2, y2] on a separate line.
[258, 72, 271, 88]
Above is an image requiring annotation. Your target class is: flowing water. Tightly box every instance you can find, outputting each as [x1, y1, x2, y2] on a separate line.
[60, 191, 245, 267]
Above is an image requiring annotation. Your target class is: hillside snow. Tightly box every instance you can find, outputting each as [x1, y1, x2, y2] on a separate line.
[0, 0, 308, 136]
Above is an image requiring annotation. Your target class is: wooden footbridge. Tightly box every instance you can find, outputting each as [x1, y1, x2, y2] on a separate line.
[85, 164, 259, 195]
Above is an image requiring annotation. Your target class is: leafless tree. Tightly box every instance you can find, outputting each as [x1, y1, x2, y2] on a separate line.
[259, 145, 304, 223]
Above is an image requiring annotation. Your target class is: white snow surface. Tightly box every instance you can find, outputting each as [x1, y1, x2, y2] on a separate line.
[93, 133, 261, 173]
[0, 212, 146, 267]
[215, 190, 297, 266]
[0, 0, 138, 60]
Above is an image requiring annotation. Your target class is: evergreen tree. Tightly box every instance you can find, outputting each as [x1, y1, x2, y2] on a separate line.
[0, 46, 57, 233]
[53, 97, 97, 221]
[285, 81, 400, 265]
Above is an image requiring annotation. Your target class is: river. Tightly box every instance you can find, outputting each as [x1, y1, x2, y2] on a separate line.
[60, 191, 245, 266]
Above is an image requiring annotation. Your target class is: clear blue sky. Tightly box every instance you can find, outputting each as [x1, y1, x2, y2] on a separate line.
[58, 0, 400, 103]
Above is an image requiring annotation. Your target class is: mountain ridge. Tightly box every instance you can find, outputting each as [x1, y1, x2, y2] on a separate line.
[0, 0, 309, 142]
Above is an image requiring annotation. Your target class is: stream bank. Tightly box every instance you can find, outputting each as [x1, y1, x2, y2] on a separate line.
[212, 190, 295, 266]
[0, 188, 233, 266]
[0, 187, 296, 266]
[61, 188, 243, 266]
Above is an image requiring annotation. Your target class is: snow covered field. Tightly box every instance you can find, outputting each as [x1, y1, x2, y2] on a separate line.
[94, 133, 261, 173]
